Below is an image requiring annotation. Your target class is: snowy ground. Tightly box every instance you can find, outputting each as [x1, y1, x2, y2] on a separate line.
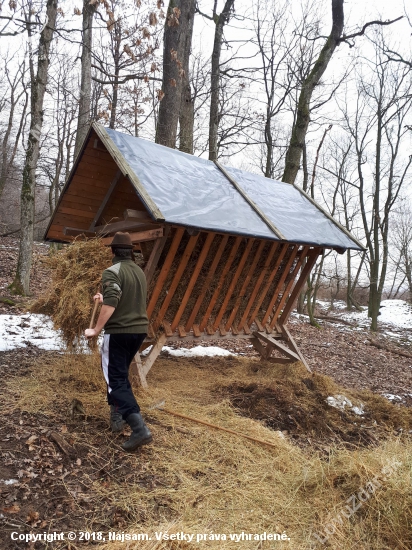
[0, 313, 64, 351]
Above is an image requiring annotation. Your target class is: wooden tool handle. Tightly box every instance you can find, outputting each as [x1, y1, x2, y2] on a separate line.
[89, 299, 99, 329]
[161, 407, 278, 450]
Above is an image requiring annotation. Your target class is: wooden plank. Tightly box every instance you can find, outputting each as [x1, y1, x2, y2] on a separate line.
[247, 243, 289, 327]
[225, 240, 266, 331]
[255, 319, 264, 332]
[141, 333, 167, 381]
[219, 324, 227, 336]
[89, 170, 122, 230]
[147, 324, 155, 338]
[64, 227, 96, 237]
[270, 246, 310, 327]
[101, 228, 163, 245]
[250, 336, 269, 359]
[155, 234, 199, 326]
[278, 324, 311, 372]
[57, 204, 95, 217]
[260, 245, 300, 327]
[192, 324, 201, 337]
[177, 325, 187, 337]
[144, 227, 171, 284]
[265, 324, 272, 334]
[237, 243, 278, 331]
[206, 326, 216, 336]
[231, 323, 239, 336]
[147, 227, 185, 318]
[143, 332, 283, 344]
[253, 331, 300, 361]
[124, 209, 152, 222]
[266, 357, 294, 365]
[95, 219, 154, 235]
[199, 237, 242, 331]
[162, 321, 174, 337]
[184, 235, 229, 332]
[171, 232, 215, 331]
[213, 238, 255, 331]
[279, 248, 321, 324]
[243, 324, 251, 335]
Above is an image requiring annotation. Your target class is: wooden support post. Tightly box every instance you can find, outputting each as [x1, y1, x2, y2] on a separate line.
[248, 243, 289, 327]
[213, 238, 254, 330]
[260, 245, 299, 327]
[184, 235, 229, 332]
[155, 234, 199, 327]
[225, 240, 266, 331]
[199, 237, 242, 331]
[253, 331, 300, 361]
[237, 242, 278, 331]
[279, 248, 321, 324]
[144, 226, 171, 285]
[278, 324, 311, 372]
[171, 232, 215, 331]
[132, 333, 167, 388]
[147, 227, 184, 318]
[270, 246, 310, 328]
[88, 169, 122, 230]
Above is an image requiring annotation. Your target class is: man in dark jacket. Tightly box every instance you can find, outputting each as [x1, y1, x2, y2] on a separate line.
[84, 232, 152, 452]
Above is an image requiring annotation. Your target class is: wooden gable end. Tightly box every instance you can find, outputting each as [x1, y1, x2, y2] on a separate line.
[46, 128, 151, 242]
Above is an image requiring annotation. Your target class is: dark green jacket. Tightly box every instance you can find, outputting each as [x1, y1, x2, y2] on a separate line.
[102, 257, 149, 334]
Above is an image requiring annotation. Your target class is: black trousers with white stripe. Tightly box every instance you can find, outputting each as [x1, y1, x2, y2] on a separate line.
[101, 333, 147, 419]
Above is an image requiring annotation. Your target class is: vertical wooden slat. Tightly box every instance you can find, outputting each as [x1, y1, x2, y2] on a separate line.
[213, 238, 255, 330]
[258, 245, 300, 327]
[155, 234, 199, 327]
[270, 246, 310, 328]
[184, 235, 229, 332]
[171, 232, 215, 331]
[279, 248, 321, 324]
[144, 226, 171, 284]
[247, 243, 289, 327]
[147, 227, 184, 319]
[237, 242, 278, 331]
[199, 237, 242, 331]
[225, 240, 266, 331]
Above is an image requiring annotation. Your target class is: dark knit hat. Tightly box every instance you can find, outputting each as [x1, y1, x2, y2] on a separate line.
[109, 232, 134, 249]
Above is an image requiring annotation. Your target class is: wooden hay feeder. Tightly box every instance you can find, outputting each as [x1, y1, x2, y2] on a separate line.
[45, 123, 363, 387]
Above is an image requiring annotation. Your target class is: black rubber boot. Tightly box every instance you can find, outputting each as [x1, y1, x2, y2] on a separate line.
[122, 413, 153, 452]
[110, 405, 126, 433]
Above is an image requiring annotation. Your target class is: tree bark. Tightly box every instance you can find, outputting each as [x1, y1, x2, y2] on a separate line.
[282, 0, 344, 184]
[74, 0, 96, 160]
[208, 0, 235, 161]
[178, 0, 195, 154]
[156, 0, 196, 148]
[10, 0, 58, 295]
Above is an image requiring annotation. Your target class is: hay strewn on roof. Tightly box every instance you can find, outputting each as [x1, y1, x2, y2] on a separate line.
[31, 239, 112, 348]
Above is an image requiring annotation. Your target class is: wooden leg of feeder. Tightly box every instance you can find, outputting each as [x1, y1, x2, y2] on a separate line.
[130, 352, 148, 389]
[250, 336, 272, 360]
[277, 324, 311, 372]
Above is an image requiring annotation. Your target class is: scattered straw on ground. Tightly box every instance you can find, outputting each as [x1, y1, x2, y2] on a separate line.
[4, 352, 412, 549]
[31, 239, 112, 347]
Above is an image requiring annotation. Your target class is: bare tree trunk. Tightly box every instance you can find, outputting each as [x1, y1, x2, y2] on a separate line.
[156, 0, 196, 148]
[178, 0, 195, 154]
[73, 0, 96, 159]
[10, 0, 58, 295]
[208, 0, 235, 161]
[282, 0, 344, 184]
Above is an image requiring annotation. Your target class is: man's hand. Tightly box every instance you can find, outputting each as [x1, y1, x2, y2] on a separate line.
[94, 293, 103, 303]
[85, 328, 98, 339]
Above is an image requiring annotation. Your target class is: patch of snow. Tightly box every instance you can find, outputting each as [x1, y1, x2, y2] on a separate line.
[341, 300, 412, 329]
[0, 314, 64, 351]
[0, 479, 18, 485]
[326, 395, 353, 410]
[326, 394, 365, 415]
[383, 393, 403, 402]
[161, 345, 235, 358]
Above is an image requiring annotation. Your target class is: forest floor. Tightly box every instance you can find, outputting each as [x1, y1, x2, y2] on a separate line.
[1, 237, 412, 549]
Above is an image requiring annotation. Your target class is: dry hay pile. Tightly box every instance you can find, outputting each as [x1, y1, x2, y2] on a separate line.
[6, 352, 412, 549]
[31, 239, 112, 347]
[147, 230, 298, 330]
